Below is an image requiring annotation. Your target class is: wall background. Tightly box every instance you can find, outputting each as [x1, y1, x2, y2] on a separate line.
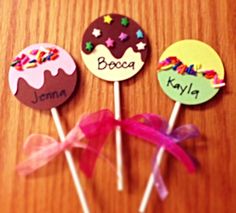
[0, 0, 235, 212]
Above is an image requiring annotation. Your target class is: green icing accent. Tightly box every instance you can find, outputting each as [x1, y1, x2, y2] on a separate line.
[85, 42, 94, 52]
[157, 69, 219, 105]
[121, 17, 129, 26]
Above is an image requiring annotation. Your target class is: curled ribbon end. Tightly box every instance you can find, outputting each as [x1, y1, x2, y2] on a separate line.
[16, 165, 34, 176]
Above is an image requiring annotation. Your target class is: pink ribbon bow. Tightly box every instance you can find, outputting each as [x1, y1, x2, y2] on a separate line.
[79, 109, 199, 177]
[16, 122, 86, 175]
[17, 109, 199, 199]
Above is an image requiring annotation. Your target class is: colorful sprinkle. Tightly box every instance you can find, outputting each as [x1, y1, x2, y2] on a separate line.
[11, 47, 60, 71]
[118, 32, 128, 41]
[92, 28, 102, 38]
[121, 17, 129, 26]
[204, 70, 217, 79]
[46, 53, 54, 60]
[105, 37, 115, 48]
[85, 42, 94, 51]
[104, 15, 113, 24]
[213, 83, 226, 88]
[30, 49, 39, 55]
[136, 29, 144, 39]
[177, 64, 187, 74]
[24, 63, 37, 69]
[21, 56, 30, 65]
[136, 41, 146, 50]
[11, 60, 20, 67]
[50, 54, 59, 60]
[15, 65, 23, 71]
[214, 75, 224, 84]
[29, 59, 37, 63]
[173, 62, 182, 70]
[158, 64, 173, 70]
[194, 64, 202, 70]
[158, 57, 225, 87]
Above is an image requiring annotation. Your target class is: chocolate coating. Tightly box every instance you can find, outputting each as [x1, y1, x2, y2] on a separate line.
[15, 69, 77, 110]
[82, 14, 148, 61]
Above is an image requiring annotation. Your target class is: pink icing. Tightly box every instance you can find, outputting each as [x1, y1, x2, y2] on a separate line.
[9, 43, 76, 95]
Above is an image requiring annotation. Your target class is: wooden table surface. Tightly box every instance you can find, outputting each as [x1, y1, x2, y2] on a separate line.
[0, 0, 235, 212]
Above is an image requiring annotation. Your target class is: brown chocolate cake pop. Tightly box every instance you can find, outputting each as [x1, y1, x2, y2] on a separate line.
[9, 43, 77, 110]
[81, 14, 148, 82]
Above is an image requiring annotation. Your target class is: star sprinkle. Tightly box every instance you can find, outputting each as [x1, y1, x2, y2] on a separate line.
[121, 17, 129, 26]
[136, 42, 146, 50]
[136, 29, 144, 39]
[85, 41, 94, 51]
[118, 32, 128, 41]
[105, 37, 115, 48]
[92, 28, 101, 38]
[104, 15, 113, 24]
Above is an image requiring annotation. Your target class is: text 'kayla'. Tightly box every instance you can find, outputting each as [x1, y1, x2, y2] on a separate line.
[166, 76, 199, 99]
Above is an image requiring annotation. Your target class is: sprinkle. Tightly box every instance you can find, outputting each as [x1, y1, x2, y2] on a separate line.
[160, 64, 173, 70]
[37, 52, 46, 63]
[158, 56, 225, 88]
[168, 56, 179, 64]
[15, 65, 23, 71]
[35, 50, 42, 60]
[186, 65, 194, 74]
[11, 60, 20, 67]
[104, 15, 113, 24]
[177, 64, 187, 74]
[51, 48, 58, 54]
[85, 42, 94, 51]
[46, 53, 54, 60]
[173, 62, 182, 70]
[213, 83, 226, 88]
[159, 61, 169, 67]
[204, 70, 217, 79]
[20, 54, 26, 60]
[24, 63, 37, 69]
[214, 75, 224, 84]
[118, 32, 128, 41]
[194, 64, 202, 70]
[136, 29, 144, 39]
[21, 56, 30, 65]
[105, 38, 115, 48]
[189, 71, 197, 76]
[136, 41, 146, 50]
[29, 59, 37, 63]
[30, 49, 39, 55]
[12, 47, 59, 71]
[92, 28, 102, 38]
[50, 54, 59, 60]
[121, 17, 129, 26]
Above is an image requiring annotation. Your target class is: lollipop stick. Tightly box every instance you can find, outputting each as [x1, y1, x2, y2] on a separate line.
[51, 108, 89, 213]
[114, 81, 123, 191]
[139, 101, 181, 213]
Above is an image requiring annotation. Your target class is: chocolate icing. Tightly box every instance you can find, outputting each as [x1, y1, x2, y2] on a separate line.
[82, 14, 148, 61]
[15, 69, 77, 110]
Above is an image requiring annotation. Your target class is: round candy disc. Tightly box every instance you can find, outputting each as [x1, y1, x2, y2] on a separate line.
[157, 40, 225, 105]
[81, 14, 148, 81]
[9, 43, 77, 110]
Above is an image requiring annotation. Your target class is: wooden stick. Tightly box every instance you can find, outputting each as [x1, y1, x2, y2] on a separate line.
[139, 101, 181, 212]
[51, 108, 90, 213]
[114, 81, 123, 191]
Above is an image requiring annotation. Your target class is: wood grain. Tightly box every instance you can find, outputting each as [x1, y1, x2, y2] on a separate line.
[0, 0, 235, 212]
